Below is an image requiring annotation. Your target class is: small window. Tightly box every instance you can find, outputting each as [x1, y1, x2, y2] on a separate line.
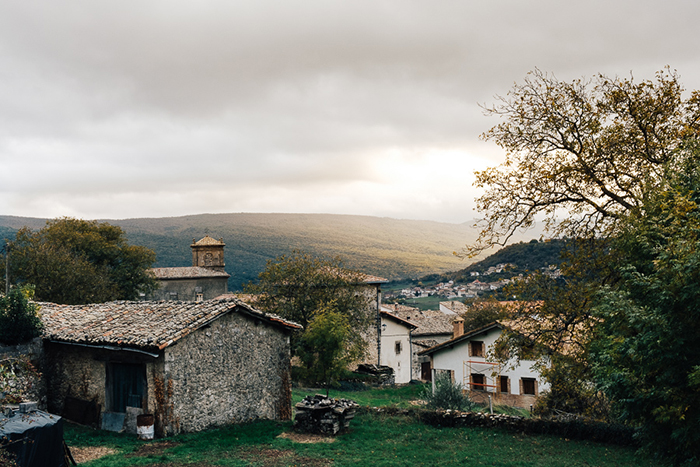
[169, 292, 178, 300]
[499, 376, 509, 393]
[522, 377, 537, 395]
[395, 341, 402, 355]
[195, 293, 204, 302]
[470, 341, 484, 357]
[471, 373, 485, 391]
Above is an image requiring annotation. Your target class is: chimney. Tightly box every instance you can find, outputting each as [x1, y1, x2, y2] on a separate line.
[453, 317, 464, 339]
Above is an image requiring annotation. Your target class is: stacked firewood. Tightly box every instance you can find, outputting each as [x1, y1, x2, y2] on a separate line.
[293, 394, 359, 435]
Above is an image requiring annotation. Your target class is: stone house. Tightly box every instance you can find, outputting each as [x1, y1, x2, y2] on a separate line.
[418, 321, 548, 408]
[39, 297, 301, 435]
[148, 236, 230, 301]
[358, 273, 388, 367]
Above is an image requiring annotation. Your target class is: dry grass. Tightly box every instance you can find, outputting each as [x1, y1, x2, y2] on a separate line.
[277, 431, 336, 444]
[68, 446, 117, 464]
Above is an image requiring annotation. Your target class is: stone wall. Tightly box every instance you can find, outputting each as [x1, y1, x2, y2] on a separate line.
[163, 309, 292, 434]
[43, 342, 157, 425]
[0, 338, 43, 361]
[148, 277, 228, 301]
[356, 284, 381, 367]
[468, 389, 538, 409]
[0, 338, 45, 408]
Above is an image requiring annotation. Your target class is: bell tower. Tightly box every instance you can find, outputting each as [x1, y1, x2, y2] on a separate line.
[191, 236, 226, 272]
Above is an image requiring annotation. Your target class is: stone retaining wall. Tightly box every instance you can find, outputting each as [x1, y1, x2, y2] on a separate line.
[360, 406, 637, 446]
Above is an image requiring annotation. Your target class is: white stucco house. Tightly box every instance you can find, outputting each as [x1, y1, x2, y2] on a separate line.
[418, 320, 548, 408]
[378, 311, 417, 384]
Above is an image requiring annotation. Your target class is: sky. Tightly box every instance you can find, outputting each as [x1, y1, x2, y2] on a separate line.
[1, 1, 699, 224]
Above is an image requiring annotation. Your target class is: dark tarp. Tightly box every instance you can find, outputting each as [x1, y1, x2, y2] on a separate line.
[0, 410, 66, 467]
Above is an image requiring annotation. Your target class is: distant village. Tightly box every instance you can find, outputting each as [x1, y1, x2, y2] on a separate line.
[384, 263, 562, 301]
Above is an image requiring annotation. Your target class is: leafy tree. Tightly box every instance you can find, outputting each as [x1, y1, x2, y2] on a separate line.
[461, 298, 509, 332]
[592, 149, 700, 465]
[0, 286, 43, 345]
[244, 250, 373, 360]
[466, 67, 700, 256]
[469, 68, 700, 412]
[296, 304, 363, 395]
[3, 217, 157, 304]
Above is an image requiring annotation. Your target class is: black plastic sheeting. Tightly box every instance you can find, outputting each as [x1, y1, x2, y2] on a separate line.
[0, 410, 66, 467]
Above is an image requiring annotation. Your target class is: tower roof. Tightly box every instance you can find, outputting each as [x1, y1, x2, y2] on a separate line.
[191, 235, 225, 247]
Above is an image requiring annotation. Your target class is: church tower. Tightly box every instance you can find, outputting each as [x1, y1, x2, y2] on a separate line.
[191, 236, 226, 272]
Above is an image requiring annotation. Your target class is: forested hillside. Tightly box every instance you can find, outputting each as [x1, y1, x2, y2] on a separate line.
[440, 238, 567, 282]
[0, 214, 480, 290]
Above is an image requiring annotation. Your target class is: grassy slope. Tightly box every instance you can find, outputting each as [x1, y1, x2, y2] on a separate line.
[0, 213, 479, 290]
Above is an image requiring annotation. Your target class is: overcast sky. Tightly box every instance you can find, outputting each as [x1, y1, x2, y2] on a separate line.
[1, 1, 698, 224]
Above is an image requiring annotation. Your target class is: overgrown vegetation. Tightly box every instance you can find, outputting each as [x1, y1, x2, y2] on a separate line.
[295, 304, 365, 395]
[590, 149, 700, 466]
[472, 68, 700, 465]
[0, 286, 42, 345]
[0, 356, 41, 404]
[422, 373, 476, 412]
[246, 251, 374, 387]
[0, 450, 17, 467]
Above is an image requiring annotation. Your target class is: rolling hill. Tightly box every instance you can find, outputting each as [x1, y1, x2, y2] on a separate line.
[0, 213, 481, 290]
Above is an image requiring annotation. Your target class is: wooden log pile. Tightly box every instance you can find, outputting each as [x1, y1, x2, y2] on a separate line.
[293, 394, 359, 435]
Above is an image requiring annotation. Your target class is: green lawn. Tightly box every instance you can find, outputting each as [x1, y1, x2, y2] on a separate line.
[63, 385, 653, 466]
[64, 414, 652, 467]
[292, 383, 427, 408]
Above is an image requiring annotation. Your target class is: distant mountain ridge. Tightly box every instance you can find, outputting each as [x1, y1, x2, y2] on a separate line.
[0, 213, 479, 290]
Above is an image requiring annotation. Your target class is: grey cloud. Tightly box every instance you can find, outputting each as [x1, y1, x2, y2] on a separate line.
[1, 1, 699, 222]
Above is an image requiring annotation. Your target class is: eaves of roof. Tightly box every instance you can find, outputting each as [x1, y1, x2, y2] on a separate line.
[380, 311, 418, 329]
[150, 266, 230, 279]
[417, 321, 503, 356]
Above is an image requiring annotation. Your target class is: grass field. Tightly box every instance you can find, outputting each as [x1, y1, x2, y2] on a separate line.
[63, 385, 653, 466]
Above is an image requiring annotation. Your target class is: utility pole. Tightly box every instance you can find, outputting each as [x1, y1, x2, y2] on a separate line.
[2, 241, 8, 295]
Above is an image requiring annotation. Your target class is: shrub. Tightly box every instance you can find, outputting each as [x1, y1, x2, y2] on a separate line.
[422, 373, 475, 412]
[0, 449, 18, 467]
[0, 286, 43, 345]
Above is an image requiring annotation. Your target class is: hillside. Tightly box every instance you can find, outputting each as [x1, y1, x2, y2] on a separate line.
[0, 213, 480, 290]
[440, 238, 567, 282]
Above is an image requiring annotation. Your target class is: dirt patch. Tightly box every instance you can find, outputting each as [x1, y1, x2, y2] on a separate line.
[68, 446, 117, 464]
[278, 431, 336, 444]
[126, 440, 179, 457]
[238, 447, 331, 467]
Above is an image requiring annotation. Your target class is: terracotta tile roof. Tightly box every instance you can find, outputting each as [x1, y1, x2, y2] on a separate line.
[39, 297, 301, 352]
[413, 339, 441, 349]
[380, 311, 417, 329]
[386, 307, 454, 337]
[359, 273, 388, 284]
[382, 303, 419, 313]
[418, 322, 502, 356]
[150, 266, 230, 279]
[440, 301, 469, 314]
